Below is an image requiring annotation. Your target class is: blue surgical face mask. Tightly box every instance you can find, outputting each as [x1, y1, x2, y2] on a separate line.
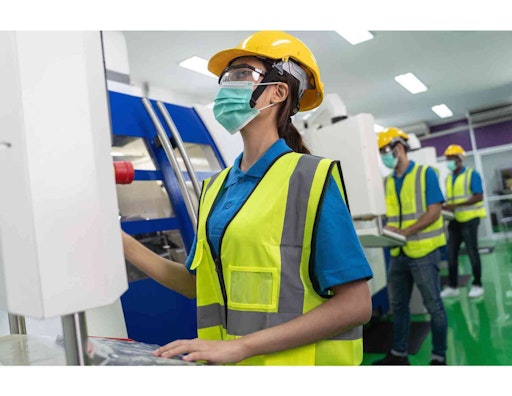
[381, 152, 398, 169]
[446, 160, 457, 172]
[213, 81, 276, 134]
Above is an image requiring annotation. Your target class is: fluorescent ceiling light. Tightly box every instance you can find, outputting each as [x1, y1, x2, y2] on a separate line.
[335, 30, 374, 45]
[432, 104, 454, 118]
[179, 56, 216, 78]
[394, 73, 428, 94]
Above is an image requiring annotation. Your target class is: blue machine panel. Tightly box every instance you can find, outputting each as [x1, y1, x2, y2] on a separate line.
[120, 278, 197, 346]
[109, 90, 225, 346]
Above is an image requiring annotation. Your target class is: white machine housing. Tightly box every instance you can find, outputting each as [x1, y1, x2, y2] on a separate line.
[0, 32, 128, 319]
[303, 113, 386, 218]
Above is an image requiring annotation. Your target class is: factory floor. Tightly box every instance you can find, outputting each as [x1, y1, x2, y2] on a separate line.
[362, 240, 512, 366]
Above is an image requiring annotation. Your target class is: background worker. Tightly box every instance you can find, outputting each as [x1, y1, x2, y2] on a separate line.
[122, 30, 373, 365]
[440, 144, 486, 299]
[372, 127, 448, 366]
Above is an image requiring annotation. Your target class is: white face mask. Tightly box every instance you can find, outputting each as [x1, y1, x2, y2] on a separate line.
[213, 81, 278, 134]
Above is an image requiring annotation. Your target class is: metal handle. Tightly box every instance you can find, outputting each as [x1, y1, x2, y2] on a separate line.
[142, 97, 197, 230]
[156, 101, 202, 199]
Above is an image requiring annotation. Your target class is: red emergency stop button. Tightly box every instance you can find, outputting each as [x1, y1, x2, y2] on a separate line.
[114, 161, 134, 184]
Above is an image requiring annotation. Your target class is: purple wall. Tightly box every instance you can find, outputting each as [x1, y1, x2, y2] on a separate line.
[474, 120, 512, 149]
[430, 119, 469, 134]
[420, 118, 512, 155]
[420, 129, 471, 157]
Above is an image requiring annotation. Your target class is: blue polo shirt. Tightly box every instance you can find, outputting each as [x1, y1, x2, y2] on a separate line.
[185, 139, 373, 294]
[392, 160, 444, 206]
[450, 166, 483, 194]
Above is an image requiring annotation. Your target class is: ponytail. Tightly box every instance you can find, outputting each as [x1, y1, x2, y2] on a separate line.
[278, 117, 310, 154]
[276, 72, 311, 154]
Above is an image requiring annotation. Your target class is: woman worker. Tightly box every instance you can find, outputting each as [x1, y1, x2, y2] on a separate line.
[122, 30, 373, 365]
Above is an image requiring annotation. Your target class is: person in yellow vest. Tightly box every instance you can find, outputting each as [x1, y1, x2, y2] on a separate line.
[121, 31, 373, 365]
[440, 144, 486, 299]
[372, 127, 448, 365]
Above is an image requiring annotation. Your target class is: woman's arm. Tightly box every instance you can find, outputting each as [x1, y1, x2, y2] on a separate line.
[154, 278, 372, 364]
[122, 231, 196, 298]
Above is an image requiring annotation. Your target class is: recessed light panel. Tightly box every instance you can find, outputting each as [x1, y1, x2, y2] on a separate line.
[178, 56, 216, 78]
[432, 104, 454, 118]
[335, 30, 374, 45]
[394, 73, 428, 94]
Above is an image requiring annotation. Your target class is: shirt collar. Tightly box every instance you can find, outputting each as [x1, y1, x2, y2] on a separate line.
[224, 139, 292, 188]
[454, 166, 466, 176]
[393, 160, 415, 179]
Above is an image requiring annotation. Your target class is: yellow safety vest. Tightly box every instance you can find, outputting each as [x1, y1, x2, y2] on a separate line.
[190, 152, 362, 365]
[385, 163, 446, 258]
[445, 168, 486, 222]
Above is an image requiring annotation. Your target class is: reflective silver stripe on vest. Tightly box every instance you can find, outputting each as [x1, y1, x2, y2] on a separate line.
[197, 304, 362, 340]
[463, 169, 471, 194]
[198, 303, 226, 329]
[278, 155, 318, 313]
[204, 171, 223, 195]
[226, 310, 361, 340]
[407, 227, 445, 241]
[449, 194, 472, 202]
[414, 165, 425, 215]
[388, 213, 416, 222]
[455, 203, 484, 213]
[197, 155, 360, 341]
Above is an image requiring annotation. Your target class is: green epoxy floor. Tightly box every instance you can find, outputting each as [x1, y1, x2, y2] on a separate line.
[362, 241, 512, 366]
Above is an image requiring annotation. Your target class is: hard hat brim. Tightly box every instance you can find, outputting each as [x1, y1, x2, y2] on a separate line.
[208, 48, 264, 76]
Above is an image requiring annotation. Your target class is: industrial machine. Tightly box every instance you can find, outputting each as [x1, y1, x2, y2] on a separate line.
[0, 32, 129, 365]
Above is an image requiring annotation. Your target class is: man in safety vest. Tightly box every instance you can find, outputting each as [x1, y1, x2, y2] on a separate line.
[440, 144, 486, 299]
[372, 127, 448, 366]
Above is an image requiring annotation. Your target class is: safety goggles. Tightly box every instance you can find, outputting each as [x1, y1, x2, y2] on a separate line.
[379, 144, 394, 155]
[218, 64, 267, 85]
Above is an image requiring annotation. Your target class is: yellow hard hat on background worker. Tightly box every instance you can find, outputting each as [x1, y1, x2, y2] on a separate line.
[377, 127, 409, 151]
[444, 144, 466, 158]
[208, 30, 324, 112]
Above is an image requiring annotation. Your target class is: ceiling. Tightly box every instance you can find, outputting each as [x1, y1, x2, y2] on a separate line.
[121, 30, 512, 131]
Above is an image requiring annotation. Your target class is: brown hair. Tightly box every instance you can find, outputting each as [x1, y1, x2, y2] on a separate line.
[265, 63, 311, 154]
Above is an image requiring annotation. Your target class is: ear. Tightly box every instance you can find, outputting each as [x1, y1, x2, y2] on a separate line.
[271, 83, 289, 104]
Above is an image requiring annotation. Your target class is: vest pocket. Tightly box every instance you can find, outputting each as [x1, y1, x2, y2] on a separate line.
[228, 266, 278, 311]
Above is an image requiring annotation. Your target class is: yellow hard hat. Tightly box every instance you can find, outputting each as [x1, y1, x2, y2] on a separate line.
[444, 144, 466, 157]
[208, 31, 324, 112]
[377, 127, 409, 150]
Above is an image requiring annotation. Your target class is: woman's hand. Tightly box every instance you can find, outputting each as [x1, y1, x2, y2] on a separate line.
[153, 338, 249, 365]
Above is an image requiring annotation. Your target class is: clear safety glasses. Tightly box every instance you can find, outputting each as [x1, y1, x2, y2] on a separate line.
[379, 145, 393, 155]
[218, 64, 267, 85]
